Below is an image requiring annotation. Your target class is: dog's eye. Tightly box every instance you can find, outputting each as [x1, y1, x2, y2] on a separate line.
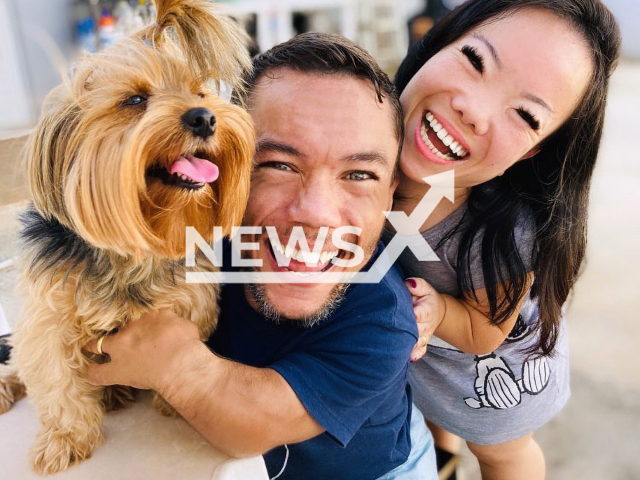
[197, 92, 206, 99]
[122, 95, 147, 107]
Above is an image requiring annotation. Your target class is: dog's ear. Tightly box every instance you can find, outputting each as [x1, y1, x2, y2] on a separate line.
[138, 0, 251, 94]
[26, 86, 83, 226]
[211, 105, 255, 236]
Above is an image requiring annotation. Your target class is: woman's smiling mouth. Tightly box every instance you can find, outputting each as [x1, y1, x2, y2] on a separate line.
[415, 111, 471, 165]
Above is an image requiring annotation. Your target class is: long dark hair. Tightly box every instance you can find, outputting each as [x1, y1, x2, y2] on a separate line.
[395, 0, 621, 355]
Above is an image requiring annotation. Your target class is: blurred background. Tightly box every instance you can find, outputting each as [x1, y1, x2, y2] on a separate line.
[0, 1, 638, 479]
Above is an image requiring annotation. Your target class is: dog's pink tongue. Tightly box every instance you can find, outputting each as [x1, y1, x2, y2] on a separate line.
[169, 155, 219, 183]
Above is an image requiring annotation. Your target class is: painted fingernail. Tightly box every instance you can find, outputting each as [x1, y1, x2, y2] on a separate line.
[406, 279, 417, 289]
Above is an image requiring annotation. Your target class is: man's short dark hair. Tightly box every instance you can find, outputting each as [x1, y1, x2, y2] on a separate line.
[242, 32, 404, 167]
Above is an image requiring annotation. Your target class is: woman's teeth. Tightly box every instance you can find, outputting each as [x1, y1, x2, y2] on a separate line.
[272, 240, 339, 266]
[421, 112, 469, 161]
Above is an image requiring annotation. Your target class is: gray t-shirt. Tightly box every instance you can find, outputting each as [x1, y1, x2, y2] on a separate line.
[384, 203, 570, 445]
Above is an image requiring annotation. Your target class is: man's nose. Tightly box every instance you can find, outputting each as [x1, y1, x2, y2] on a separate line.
[288, 180, 342, 229]
[451, 93, 490, 136]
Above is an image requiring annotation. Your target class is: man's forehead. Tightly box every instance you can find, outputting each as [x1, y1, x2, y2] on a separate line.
[249, 69, 398, 158]
[250, 69, 388, 117]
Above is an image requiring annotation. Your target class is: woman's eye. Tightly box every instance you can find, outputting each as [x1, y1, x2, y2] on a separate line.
[461, 45, 484, 74]
[122, 95, 148, 107]
[517, 107, 541, 131]
[346, 171, 377, 181]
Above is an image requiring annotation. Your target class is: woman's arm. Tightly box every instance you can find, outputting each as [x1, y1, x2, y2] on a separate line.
[406, 273, 533, 355]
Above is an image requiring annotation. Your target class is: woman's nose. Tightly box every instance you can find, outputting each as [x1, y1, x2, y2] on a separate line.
[451, 93, 490, 136]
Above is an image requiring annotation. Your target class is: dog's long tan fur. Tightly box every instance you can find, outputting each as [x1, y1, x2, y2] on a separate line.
[0, 0, 254, 473]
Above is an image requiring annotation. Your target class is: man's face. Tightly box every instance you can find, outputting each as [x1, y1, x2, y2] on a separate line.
[243, 69, 399, 322]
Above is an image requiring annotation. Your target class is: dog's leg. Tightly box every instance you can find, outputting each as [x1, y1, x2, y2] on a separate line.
[149, 281, 220, 419]
[102, 385, 136, 412]
[0, 363, 26, 413]
[14, 314, 105, 474]
[175, 281, 220, 342]
[27, 352, 105, 474]
[152, 393, 180, 418]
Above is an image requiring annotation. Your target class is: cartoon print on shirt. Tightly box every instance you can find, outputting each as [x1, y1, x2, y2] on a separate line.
[505, 314, 531, 342]
[464, 353, 551, 409]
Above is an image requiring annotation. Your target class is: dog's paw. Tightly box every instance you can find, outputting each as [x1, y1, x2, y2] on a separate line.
[152, 393, 180, 418]
[32, 427, 103, 474]
[0, 388, 15, 414]
[0, 369, 25, 414]
[101, 385, 136, 412]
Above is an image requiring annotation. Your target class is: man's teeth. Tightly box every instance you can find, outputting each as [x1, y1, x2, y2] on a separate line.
[291, 271, 321, 277]
[272, 240, 339, 266]
[422, 112, 469, 160]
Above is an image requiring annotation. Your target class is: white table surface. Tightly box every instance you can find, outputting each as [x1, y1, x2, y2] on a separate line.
[0, 390, 269, 480]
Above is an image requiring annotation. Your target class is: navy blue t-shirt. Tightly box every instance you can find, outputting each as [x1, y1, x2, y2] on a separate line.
[207, 244, 418, 480]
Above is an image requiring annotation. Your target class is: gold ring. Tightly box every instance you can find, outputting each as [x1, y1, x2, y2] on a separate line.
[96, 336, 106, 355]
[420, 336, 428, 348]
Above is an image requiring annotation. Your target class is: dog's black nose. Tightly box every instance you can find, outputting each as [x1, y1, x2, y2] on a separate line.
[182, 108, 216, 139]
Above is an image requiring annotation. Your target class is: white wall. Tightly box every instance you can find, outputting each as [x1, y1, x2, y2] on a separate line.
[0, 0, 75, 134]
[400, 0, 425, 19]
[0, 0, 33, 132]
[13, 0, 75, 104]
[604, 0, 640, 59]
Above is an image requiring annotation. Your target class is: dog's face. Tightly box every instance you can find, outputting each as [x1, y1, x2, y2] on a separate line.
[28, 39, 254, 259]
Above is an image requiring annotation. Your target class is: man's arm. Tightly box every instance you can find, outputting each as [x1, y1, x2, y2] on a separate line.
[160, 341, 324, 457]
[85, 309, 323, 457]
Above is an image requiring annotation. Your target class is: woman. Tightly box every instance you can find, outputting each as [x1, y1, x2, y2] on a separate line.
[389, 1, 621, 479]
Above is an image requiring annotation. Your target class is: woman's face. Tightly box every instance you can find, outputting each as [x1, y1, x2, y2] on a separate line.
[399, 8, 593, 190]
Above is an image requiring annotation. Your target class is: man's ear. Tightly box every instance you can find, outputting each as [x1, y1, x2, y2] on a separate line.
[388, 174, 400, 211]
[520, 147, 540, 161]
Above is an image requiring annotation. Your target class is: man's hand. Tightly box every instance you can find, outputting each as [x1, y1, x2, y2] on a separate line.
[405, 278, 446, 362]
[83, 308, 201, 390]
[84, 309, 322, 456]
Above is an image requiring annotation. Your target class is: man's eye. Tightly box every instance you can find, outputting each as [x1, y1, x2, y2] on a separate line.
[461, 45, 484, 74]
[259, 161, 292, 172]
[346, 171, 377, 181]
[121, 95, 148, 107]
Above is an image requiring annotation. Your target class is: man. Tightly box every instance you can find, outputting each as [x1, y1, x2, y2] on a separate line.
[86, 33, 436, 479]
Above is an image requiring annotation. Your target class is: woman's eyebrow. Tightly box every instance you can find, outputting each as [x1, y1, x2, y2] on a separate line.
[472, 33, 503, 69]
[471, 33, 553, 114]
[522, 92, 554, 113]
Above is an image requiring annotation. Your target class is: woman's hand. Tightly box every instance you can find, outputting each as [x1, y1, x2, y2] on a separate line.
[405, 278, 446, 362]
[83, 308, 201, 391]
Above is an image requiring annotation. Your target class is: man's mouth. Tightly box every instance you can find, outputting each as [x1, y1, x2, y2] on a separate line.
[146, 152, 219, 190]
[419, 111, 470, 162]
[265, 238, 345, 276]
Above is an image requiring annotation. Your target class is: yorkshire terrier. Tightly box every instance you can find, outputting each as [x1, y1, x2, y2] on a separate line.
[0, 0, 254, 473]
